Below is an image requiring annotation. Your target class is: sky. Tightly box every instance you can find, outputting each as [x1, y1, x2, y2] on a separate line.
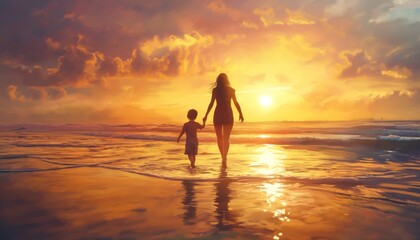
[0, 0, 419, 124]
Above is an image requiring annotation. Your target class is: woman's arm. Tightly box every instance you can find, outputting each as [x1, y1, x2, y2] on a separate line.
[232, 93, 244, 122]
[203, 90, 215, 124]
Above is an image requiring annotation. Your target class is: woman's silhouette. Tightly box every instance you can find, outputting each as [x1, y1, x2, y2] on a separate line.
[214, 167, 237, 230]
[203, 73, 244, 167]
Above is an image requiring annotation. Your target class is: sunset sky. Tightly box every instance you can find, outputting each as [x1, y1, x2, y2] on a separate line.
[1, 0, 419, 123]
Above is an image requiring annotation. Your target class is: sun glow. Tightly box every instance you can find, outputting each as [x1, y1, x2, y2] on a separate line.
[259, 95, 273, 108]
[250, 145, 286, 176]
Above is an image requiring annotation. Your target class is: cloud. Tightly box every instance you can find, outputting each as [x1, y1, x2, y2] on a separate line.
[339, 51, 378, 78]
[6, 85, 68, 102]
[338, 49, 417, 80]
[29, 88, 48, 101]
[0, 0, 419, 122]
[7, 85, 25, 102]
[207, 0, 242, 20]
[45, 38, 60, 50]
[47, 87, 67, 100]
[325, 0, 360, 17]
[131, 32, 216, 76]
[21, 44, 95, 87]
[368, 89, 420, 119]
[18, 31, 216, 89]
[252, 8, 315, 27]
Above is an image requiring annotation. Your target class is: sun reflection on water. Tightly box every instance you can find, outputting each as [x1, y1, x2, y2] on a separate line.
[250, 144, 286, 176]
[259, 181, 291, 239]
[257, 134, 271, 139]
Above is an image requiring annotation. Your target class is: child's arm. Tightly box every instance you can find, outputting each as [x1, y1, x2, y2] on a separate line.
[177, 125, 186, 143]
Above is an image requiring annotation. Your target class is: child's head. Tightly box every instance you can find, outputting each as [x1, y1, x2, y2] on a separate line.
[187, 109, 198, 120]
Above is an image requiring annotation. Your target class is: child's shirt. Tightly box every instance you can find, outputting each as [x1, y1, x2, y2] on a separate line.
[182, 121, 204, 145]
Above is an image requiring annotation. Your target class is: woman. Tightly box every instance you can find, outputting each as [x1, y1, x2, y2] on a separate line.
[203, 73, 244, 167]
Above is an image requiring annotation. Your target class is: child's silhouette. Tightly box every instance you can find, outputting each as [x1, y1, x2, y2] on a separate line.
[177, 109, 205, 168]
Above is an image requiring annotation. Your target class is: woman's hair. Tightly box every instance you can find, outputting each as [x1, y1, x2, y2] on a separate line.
[212, 73, 231, 91]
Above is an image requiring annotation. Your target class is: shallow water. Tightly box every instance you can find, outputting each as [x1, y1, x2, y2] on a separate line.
[0, 121, 419, 239]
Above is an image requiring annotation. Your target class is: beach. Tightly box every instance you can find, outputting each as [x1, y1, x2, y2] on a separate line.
[0, 121, 419, 239]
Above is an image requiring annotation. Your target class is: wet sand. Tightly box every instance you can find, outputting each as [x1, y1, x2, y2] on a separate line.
[1, 166, 418, 240]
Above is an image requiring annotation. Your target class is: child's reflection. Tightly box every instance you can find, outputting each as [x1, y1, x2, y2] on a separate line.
[181, 180, 197, 225]
[181, 168, 237, 229]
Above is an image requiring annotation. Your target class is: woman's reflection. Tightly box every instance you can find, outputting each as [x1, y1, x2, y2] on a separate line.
[214, 167, 236, 230]
[181, 180, 197, 225]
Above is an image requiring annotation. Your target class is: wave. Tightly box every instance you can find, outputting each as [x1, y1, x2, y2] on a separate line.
[378, 135, 420, 141]
[0, 156, 401, 188]
[81, 132, 420, 150]
[0, 154, 30, 160]
[0, 157, 144, 173]
[2, 121, 419, 132]
[85, 132, 175, 141]
[0, 161, 364, 186]
[383, 130, 420, 137]
[15, 143, 102, 148]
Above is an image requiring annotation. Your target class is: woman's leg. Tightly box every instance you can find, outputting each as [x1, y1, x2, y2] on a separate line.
[214, 124, 223, 159]
[188, 154, 196, 168]
[222, 124, 233, 164]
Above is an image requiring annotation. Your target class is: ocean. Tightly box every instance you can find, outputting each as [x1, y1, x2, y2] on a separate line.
[0, 121, 419, 239]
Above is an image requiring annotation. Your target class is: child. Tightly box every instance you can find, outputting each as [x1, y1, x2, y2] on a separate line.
[177, 109, 205, 168]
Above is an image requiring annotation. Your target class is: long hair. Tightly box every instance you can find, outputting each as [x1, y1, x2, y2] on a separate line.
[212, 73, 231, 94]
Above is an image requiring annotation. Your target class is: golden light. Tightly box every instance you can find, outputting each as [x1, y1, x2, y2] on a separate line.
[259, 95, 273, 108]
[259, 181, 291, 240]
[249, 145, 286, 176]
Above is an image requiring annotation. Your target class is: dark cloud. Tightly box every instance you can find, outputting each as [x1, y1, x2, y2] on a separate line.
[29, 87, 48, 100]
[339, 51, 379, 78]
[97, 56, 120, 77]
[0, 0, 76, 65]
[47, 87, 67, 100]
[130, 49, 166, 75]
[385, 33, 420, 77]
[57, 45, 92, 81]
[18, 31, 214, 89]
[21, 45, 105, 87]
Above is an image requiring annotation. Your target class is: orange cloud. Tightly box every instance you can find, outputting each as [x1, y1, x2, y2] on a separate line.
[253, 8, 315, 27]
[207, 0, 242, 20]
[7, 85, 25, 102]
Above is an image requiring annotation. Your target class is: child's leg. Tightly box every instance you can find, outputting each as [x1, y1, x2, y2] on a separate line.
[188, 154, 196, 168]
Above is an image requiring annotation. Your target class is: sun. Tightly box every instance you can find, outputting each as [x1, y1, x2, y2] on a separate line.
[259, 95, 273, 108]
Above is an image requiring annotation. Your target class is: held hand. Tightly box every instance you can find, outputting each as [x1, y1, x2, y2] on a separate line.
[239, 114, 244, 123]
[176, 138, 180, 143]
